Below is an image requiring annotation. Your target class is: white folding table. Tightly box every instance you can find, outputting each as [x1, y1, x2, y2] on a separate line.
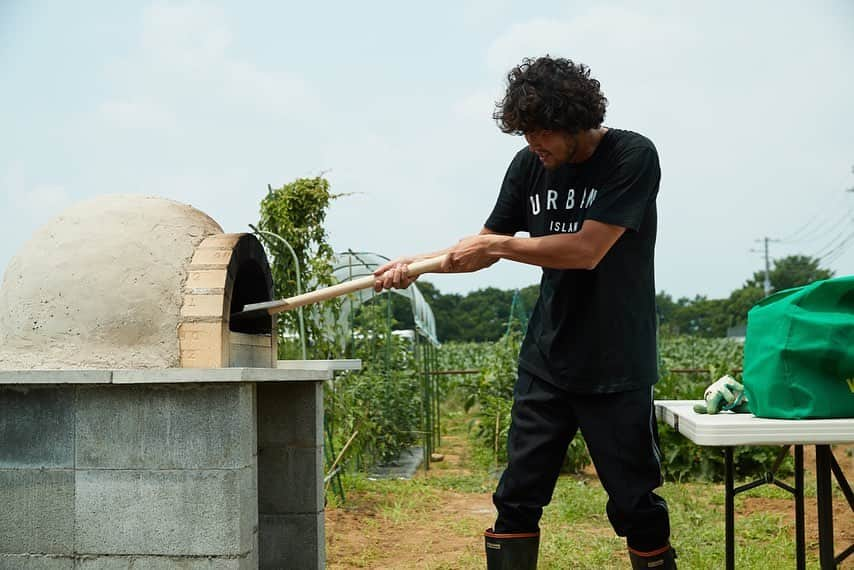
[655, 400, 854, 569]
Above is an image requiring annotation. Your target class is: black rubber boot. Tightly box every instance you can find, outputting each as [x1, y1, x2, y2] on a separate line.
[484, 528, 539, 570]
[628, 545, 677, 569]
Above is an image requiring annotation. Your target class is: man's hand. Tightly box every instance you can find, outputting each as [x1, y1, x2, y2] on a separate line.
[444, 234, 503, 273]
[373, 233, 505, 293]
[373, 256, 420, 292]
[693, 375, 750, 414]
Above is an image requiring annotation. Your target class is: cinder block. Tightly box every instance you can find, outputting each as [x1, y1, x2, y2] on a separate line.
[0, 470, 74, 554]
[75, 384, 254, 469]
[239, 456, 259, 560]
[75, 467, 256, 556]
[258, 383, 323, 448]
[239, 548, 258, 570]
[259, 512, 324, 570]
[258, 446, 323, 514]
[0, 555, 73, 569]
[0, 387, 74, 468]
[74, 555, 251, 569]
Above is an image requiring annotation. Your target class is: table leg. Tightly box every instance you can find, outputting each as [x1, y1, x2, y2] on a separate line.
[795, 445, 805, 570]
[816, 445, 834, 569]
[726, 446, 735, 570]
[829, 452, 854, 511]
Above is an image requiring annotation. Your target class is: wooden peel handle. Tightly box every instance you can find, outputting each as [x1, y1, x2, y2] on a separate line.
[250, 254, 447, 316]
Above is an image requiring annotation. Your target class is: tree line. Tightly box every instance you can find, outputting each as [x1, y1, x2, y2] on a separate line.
[390, 255, 835, 342]
[253, 178, 836, 344]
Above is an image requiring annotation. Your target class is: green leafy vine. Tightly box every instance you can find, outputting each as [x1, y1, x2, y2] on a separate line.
[257, 176, 341, 359]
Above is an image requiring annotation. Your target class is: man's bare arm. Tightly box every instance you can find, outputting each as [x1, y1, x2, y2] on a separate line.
[373, 227, 513, 291]
[447, 220, 625, 272]
[373, 221, 625, 290]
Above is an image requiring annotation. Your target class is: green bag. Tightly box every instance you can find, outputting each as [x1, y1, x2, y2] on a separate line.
[743, 275, 854, 419]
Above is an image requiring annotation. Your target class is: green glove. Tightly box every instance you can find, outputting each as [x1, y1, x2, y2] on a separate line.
[693, 375, 750, 414]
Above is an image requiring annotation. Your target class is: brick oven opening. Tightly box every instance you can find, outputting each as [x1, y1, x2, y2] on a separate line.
[229, 259, 273, 335]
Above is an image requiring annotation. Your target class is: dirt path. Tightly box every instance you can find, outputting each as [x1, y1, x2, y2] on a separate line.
[326, 432, 853, 569]
[326, 433, 494, 569]
[741, 444, 853, 560]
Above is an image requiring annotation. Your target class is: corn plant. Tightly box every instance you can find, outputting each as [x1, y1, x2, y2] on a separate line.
[656, 336, 792, 481]
[440, 334, 591, 473]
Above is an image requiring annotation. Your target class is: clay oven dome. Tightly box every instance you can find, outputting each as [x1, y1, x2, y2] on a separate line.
[0, 195, 274, 369]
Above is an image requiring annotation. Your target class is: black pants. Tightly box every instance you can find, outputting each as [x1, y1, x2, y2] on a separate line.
[492, 370, 670, 551]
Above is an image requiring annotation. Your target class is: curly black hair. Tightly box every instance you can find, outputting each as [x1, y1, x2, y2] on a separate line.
[494, 56, 608, 135]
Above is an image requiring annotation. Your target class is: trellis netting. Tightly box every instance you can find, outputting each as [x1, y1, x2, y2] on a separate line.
[326, 251, 439, 347]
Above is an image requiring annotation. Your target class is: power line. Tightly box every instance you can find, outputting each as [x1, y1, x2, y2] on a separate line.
[778, 197, 845, 243]
[779, 169, 854, 243]
[771, 165, 854, 275]
[811, 226, 854, 259]
[780, 206, 853, 245]
[818, 230, 854, 265]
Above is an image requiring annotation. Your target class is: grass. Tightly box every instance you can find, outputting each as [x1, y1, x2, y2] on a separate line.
[328, 406, 839, 569]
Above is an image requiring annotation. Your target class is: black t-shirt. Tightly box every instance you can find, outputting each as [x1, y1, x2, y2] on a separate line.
[484, 128, 660, 393]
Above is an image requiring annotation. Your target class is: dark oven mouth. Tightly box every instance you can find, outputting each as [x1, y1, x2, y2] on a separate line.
[229, 259, 273, 335]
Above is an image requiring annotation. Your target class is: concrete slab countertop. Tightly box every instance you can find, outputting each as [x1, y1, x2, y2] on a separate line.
[0, 366, 333, 384]
[277, 359, 362, 371]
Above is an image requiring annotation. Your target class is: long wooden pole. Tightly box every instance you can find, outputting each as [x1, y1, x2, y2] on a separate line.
[234, 254, 447, 318]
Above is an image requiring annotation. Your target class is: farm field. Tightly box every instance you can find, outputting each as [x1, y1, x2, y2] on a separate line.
[326, 404, 854, 569]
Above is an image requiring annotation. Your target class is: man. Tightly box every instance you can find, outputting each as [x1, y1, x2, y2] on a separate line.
[374, 56, 675, 570]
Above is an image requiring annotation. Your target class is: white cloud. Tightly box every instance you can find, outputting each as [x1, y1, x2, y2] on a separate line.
[20, 184, 71, 211]
[1, 166, 72, 222]
[459, 0, 512, 27]
[477, 3, 854, 297]
[132, 0, 318, 119]
[487, 18, 571, 73]
[225, 60, 317, 118]
[486, 6, 693, 78]
[452, 87, 502, 123]
[99, 99, 176, 130]
[4, 1, 851, 299]
[141, 0, 232, 74]
[0, 165, 72, 277]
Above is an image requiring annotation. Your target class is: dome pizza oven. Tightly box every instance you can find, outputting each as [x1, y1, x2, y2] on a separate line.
[0, 194, 276, 370]
[0, 195, 331, 569]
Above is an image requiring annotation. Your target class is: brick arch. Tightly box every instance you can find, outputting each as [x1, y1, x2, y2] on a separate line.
[178, 233, 276, 368]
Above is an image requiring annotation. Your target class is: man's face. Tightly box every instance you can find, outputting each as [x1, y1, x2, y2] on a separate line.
[524, 129, 577, 169]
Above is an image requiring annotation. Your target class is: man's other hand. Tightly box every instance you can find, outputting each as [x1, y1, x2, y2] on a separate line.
[373, 257, 419, 292]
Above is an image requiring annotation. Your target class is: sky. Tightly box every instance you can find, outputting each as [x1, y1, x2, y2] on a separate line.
[1, 0, 853, 300]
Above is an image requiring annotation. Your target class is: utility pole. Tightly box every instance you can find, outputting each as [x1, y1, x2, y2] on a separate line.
[762, 237, 772, 296]
[753, 237, 780, 296]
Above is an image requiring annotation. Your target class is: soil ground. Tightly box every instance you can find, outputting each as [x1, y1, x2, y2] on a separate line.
[326, 422, 853, 569]
[326, 431, 492, 569]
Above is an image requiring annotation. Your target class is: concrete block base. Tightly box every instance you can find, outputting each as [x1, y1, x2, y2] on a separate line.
[0, 555, 256, 570]
[0, 368, 330, 569]
[0, 555, 74, 570]
[259, 513, 325, 570]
